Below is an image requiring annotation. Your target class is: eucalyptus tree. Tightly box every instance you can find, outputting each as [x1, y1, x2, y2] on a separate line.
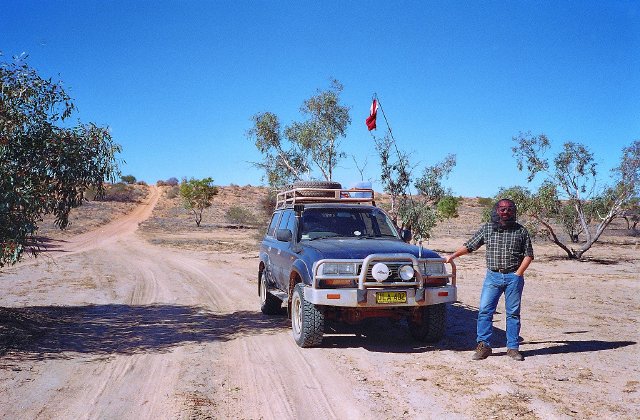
[374, 131, 456, 240]
[179, 177, 219, 227]
[248, 80, 351, 187]
[437, 195, 461, 234]
[511, 133, 639, 259]
[1, 55, 121, 266]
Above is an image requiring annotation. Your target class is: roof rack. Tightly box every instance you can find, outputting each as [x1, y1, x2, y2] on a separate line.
[276, 186, 376, 209]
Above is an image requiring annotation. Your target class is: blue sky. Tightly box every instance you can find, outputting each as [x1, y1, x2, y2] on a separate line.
[3, 1, 638, 197]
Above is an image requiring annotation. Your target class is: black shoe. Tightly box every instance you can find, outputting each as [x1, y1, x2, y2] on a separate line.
[506, 348, 524, 361]
[472, 342, 492, 360]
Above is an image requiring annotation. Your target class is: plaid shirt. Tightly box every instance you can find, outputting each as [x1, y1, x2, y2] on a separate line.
[464, 222, 534, 273]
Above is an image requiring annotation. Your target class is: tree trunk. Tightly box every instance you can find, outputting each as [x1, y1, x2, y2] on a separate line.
[536, 216, 577, 259]
[575, 214, 617, 259]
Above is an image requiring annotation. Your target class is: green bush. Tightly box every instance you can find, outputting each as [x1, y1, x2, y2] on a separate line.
[121, 174, 136, 184]
[180, 177, 218, 227]
[226, 206, 256, 225]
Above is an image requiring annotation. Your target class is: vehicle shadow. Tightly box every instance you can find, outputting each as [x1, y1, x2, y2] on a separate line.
[321, 303, 637, 356]
[0, 304, 289, 361]
[322, 302, 481, 353]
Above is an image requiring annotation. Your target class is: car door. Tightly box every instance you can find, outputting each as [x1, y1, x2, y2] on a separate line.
[261, 211, 282, 289]
[272, 209, 297, 291]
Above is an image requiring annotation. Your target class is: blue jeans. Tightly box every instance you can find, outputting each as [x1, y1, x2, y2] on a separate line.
[477, 270, 525, 349]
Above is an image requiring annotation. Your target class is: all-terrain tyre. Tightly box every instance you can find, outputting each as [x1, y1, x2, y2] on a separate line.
[291, 283, 325, 347]
[259, 269, 281, 315]
[291, 181, 342, 197]
[408, 303, 446, 342]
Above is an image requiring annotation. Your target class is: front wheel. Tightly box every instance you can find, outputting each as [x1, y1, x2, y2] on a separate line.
[408, 303, 446, 342]
[291, 283, 325, 347]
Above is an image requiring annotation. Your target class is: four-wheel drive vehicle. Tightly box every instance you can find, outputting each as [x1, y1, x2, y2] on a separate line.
[258, 181, 457, 347]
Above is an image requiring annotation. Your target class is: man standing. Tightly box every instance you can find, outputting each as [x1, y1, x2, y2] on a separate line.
[445, 199, 534, 361]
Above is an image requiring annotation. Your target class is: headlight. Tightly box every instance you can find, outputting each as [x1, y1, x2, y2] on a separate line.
[321, 263, 356, 276]
[399, 264, 415, 281]
[421, 262, 445, 276]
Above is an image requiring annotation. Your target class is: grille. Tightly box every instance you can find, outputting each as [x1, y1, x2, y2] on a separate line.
[359, 262, 414, 282]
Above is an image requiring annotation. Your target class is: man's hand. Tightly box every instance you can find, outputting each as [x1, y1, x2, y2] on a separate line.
[444, 246, 469, 264]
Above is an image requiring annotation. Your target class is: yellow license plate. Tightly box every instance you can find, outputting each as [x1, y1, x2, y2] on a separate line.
[376, 291, 407, 304]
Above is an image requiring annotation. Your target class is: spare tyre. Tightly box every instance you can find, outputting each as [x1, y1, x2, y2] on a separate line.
[292, 180, 342, 197]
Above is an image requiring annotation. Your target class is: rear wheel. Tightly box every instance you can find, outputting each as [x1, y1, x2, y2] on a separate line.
[259, 270, 281, 315]
[408, 303, 446, 342]
[291, 283, 324, 347]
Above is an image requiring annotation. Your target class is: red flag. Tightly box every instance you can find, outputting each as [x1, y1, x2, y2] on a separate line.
[365, 99, 378, 131]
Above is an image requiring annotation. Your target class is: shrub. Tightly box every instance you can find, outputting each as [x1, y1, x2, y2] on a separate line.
[99, 183, 144, 202]
[165, 186, 180, 199]
[121, 174, 136, 184]
[180, 177, 218, 227]
[226, 206, 256, 225]
[157, 177, 179, 187]
[477, 197, 494, 207]
[259, 190, 277, 222]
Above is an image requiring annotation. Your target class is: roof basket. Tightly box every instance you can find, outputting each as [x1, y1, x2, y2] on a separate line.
[276, 186, 375, 209]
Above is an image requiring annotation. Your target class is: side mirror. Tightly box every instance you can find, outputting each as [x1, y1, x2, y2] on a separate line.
[276, 228, 293, 242]
[400, 228, 412, 243]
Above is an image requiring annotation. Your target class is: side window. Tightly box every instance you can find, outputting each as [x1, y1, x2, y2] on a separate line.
[374, 210, 398, 236]
[266, 212, 281, 237]
[278, 211, 292, 230]
[285, 211, 297, 232]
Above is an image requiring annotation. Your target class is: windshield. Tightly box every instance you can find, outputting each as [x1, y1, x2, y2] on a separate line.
[299, 207, 400, 240]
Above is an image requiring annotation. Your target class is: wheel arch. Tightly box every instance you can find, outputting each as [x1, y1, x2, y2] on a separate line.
[287, 269, 304, 317]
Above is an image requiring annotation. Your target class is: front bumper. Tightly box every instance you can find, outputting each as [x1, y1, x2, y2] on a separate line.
[304, 285, 457, 307]
[305, 253, 457, 307]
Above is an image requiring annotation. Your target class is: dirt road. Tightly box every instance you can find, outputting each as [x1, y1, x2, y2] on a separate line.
[1, 188, 638, 419]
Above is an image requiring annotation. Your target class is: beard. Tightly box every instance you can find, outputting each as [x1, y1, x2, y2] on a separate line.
[491, 200, 517, 230]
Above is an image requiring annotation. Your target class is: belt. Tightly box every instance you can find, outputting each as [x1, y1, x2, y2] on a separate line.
[491, 268, 516, 274]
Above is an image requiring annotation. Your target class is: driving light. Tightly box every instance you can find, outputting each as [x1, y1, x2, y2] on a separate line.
[372, 262, 390, 282]
[399, 264, 415, 281]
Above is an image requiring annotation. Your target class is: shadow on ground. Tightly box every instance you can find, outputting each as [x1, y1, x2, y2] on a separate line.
[321, 302, 482, 353]
[0, 305, 289, 360]
[26, 236, 69, 254]
[321, 303, 636, 356]
[1, 303, 634, 359]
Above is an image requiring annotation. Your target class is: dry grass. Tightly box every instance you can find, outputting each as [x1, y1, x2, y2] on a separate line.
[37, 185, 150, 238]
[138, 185, 270, 253]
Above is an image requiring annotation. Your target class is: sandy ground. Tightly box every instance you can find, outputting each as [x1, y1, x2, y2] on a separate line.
[1, 186, 639, 419]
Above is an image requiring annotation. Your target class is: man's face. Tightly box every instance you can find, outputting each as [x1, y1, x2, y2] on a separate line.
[497, 201, 516, 221]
